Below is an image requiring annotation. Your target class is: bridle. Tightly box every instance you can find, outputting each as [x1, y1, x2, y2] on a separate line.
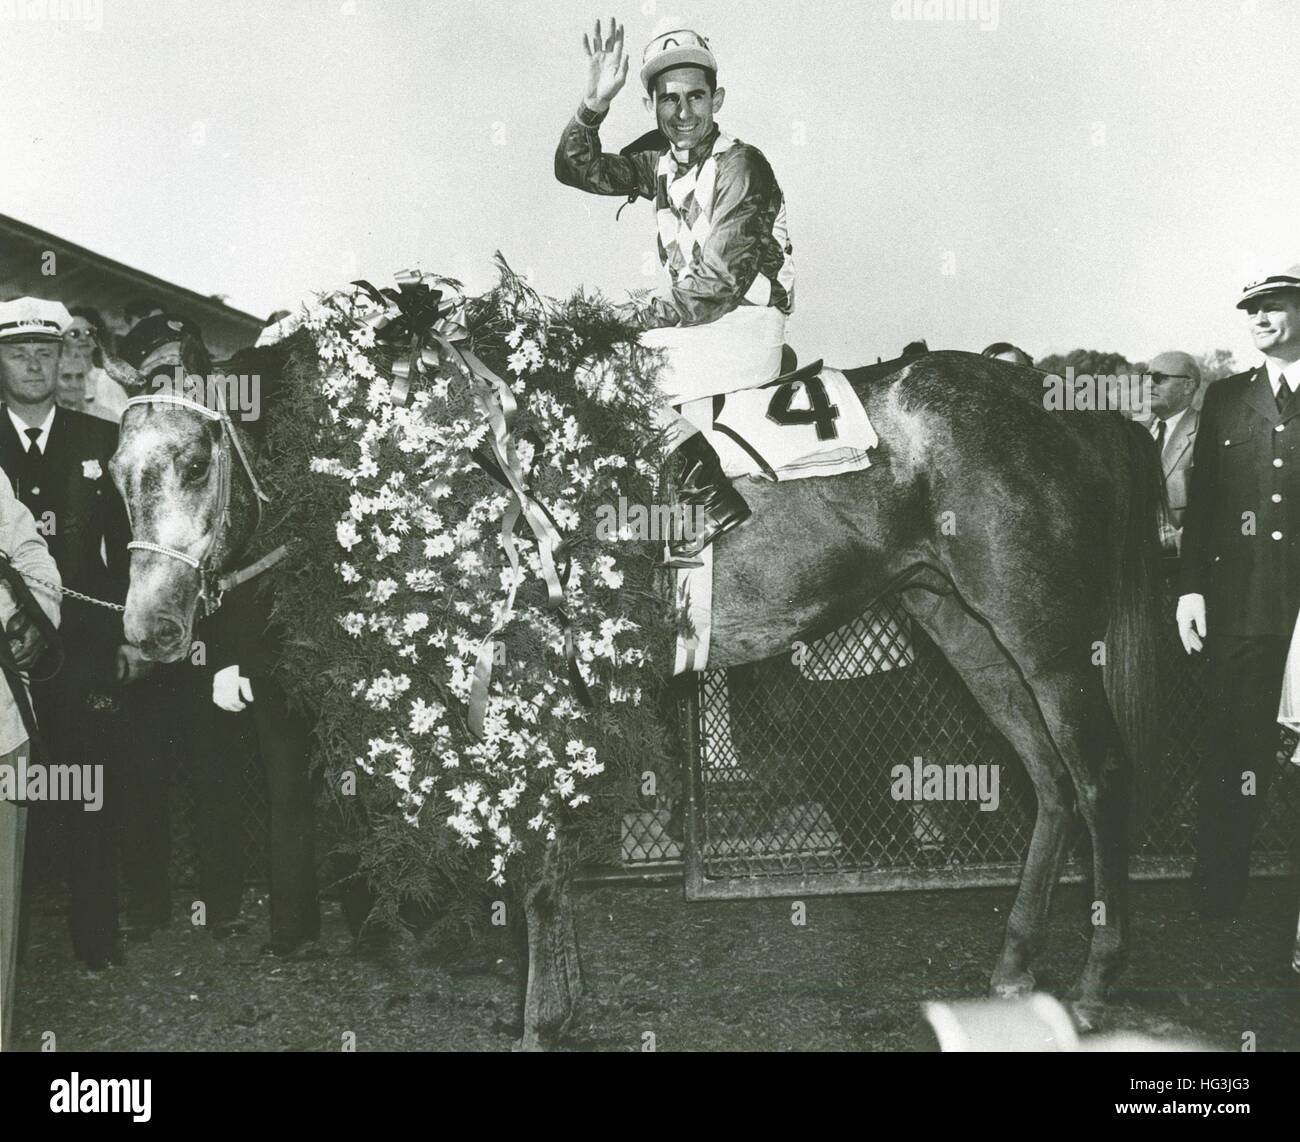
[123, 383, 288, 619]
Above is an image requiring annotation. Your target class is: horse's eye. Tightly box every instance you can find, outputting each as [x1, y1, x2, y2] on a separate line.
[184, 458, 210, 483]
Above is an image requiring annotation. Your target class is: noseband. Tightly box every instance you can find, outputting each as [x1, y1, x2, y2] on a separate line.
[123, 387, 279, 618]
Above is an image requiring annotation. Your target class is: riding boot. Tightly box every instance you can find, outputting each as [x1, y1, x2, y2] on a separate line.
[664, 432, 751, 567]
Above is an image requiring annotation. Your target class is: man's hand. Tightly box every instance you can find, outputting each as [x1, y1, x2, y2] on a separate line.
[213, 664, 253, 712]
[116, 644, 155, 684]
[6, 610, 45, 671]
[582, 16, 629, 113]
[1176, 593, 1206, 654]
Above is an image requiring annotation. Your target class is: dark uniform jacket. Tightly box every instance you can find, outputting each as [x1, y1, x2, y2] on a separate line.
[1180, 367, 1300, 637]
[0, 405, 128, 672]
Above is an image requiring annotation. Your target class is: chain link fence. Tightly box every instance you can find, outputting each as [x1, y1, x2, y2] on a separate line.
[621, 574, 1299, 900]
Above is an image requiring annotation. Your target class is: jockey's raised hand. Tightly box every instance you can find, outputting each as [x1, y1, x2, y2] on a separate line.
[582, 16, 628, 113]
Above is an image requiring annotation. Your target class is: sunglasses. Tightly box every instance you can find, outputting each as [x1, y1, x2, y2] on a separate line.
[1148, 373, 1192, 384]
[63, 328, 98, 342]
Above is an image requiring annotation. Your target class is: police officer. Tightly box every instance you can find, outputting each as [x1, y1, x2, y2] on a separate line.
[1177, 263, 1300, 920]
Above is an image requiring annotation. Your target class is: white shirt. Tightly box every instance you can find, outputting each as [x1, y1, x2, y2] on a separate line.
[1265, 357, 1299, 399]
[6, 407, 55, 455]
[1149, 406, 1188, 441]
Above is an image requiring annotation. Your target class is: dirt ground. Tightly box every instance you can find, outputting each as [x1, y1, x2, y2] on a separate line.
[9, 877, 1299, 1052]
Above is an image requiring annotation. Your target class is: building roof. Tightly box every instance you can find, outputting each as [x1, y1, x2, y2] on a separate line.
[0, 213, 265, 357]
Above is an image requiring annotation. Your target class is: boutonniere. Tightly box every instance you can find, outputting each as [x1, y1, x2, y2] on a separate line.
[82, 459, 103, 480]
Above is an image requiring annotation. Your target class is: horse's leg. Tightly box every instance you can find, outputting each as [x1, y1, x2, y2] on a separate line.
[902, 587, 1075, 997]
[517, 834, 583, 1051]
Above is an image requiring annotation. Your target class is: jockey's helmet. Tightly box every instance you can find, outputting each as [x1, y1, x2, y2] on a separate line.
[639, 28, 717, 93]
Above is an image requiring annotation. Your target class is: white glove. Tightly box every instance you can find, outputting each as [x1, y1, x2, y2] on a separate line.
[213, 665, 254, 712]
[1176, 593, 1206, 655]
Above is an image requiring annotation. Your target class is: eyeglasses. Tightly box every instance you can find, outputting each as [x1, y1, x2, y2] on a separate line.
[1148, 373, 1192, 384]
[63, 328, 98, 342]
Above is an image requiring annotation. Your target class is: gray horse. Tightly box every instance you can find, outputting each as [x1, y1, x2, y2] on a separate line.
[109, 336, 1162, 1046]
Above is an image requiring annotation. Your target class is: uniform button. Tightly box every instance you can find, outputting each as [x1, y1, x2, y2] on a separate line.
[1273, 531, 1284, 541]
[1224, 439, 1232, 446]
[1274, 458, 1284, 468]
[1278, 424, 1287, 433]
[30, 486, 40, 495]
[1273, 493, 1283, 503]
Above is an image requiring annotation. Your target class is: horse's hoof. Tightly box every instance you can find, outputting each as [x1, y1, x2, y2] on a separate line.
[989, 971, 1035, 999]
[1066, 999, 1103, 1034]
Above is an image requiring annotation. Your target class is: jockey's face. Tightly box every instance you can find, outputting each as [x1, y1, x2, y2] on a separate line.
[646, 67, 724, 153]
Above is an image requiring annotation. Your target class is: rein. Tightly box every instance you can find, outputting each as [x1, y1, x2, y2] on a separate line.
[122, 387, 289, 618]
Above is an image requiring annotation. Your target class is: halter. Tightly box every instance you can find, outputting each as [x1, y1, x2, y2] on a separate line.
[124, 384, 286, 618]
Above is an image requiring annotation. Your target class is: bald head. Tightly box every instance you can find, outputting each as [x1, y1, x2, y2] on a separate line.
[1145, 351, 1201, 420]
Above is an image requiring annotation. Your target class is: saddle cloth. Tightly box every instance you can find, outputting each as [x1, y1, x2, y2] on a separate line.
[680, 367, 877, 482]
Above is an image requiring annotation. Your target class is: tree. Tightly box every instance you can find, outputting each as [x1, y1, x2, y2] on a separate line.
[1035, 349, 1142, 376]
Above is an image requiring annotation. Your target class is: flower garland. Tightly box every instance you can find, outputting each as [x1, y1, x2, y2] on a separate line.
[260, 263, 678, 890]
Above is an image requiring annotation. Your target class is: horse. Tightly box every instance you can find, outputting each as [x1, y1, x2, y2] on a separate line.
[104, 329, 361, 956]
[108, 323, 1162, 1048]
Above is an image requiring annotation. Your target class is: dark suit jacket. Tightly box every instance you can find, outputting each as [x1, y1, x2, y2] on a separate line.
[1180, 367, 1300, 637]
[198, 577, 282, 680]
[0, 404, 129, 661]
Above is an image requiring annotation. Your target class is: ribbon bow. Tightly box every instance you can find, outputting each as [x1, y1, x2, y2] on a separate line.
[341, 270, 590, 737]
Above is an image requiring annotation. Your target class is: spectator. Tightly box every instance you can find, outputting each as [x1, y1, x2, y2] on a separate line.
[1177, 262, 1300, 921]
[62, 308, 129, 425]
[0, 468, 61, 1049]
[0, 296, 140, 969]
[981, 341, 1034, 367]
[1141, 351, 1201, 556]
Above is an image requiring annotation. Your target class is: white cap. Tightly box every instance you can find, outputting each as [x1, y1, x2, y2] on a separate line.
[1236, 262, 1300, 309]
[0, 297, 72, 343]
[640, 28, 718, 93]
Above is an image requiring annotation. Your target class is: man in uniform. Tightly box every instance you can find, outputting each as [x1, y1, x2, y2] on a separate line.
[0, 297, 139, 968]
[555, 19, 796, 563]
[1177, 264, 1300, 920]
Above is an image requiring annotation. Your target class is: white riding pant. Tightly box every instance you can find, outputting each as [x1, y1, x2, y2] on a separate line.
[643, 306, 787, 448]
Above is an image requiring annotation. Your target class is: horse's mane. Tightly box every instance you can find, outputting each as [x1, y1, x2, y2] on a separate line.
[217, 328, 313, 453]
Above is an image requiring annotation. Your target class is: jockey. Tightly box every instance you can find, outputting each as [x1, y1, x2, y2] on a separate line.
[555, 19, 795, 564]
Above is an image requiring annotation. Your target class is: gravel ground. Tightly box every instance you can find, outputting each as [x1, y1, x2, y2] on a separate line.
[9, 877, 1298, 1052]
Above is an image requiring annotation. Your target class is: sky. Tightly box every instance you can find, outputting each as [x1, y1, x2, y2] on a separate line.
[2, 0, 1298, 368]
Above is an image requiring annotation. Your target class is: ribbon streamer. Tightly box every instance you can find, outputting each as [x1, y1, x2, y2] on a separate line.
[339, 270, 590, 737]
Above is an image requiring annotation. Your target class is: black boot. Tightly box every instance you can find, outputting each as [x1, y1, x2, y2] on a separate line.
[664, 432, 752, 566]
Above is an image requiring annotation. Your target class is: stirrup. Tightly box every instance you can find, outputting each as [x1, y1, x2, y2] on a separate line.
[658, 542, 704, 570]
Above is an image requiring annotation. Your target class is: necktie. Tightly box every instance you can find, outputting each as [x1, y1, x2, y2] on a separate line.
[1153, 419, 1166, 457]
[23, 427, 42, 455]
[1279, 374, 1292, 415]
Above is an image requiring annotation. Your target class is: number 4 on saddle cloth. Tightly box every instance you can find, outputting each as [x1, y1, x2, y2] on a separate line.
[678, 357, 878, 483]
[670, 356, 882, 677]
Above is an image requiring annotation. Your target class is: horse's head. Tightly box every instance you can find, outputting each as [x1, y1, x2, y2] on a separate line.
[108, 317, 257, 661]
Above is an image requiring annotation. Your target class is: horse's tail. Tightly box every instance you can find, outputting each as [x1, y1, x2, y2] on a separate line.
[1102, 417, 1166, 804]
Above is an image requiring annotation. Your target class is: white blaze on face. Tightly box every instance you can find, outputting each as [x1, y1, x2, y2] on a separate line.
[111, 408, 220, 657]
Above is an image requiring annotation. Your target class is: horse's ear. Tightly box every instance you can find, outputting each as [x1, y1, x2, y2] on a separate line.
[101, 352, 145, 393]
